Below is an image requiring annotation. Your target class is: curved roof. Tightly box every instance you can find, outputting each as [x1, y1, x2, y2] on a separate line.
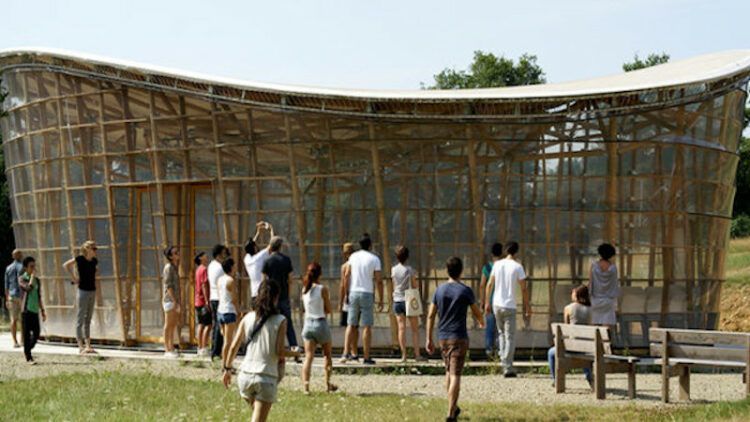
[1, 47, 749, 119]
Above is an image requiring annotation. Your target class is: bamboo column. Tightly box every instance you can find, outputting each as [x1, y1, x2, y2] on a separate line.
[284, 115, 309, 267]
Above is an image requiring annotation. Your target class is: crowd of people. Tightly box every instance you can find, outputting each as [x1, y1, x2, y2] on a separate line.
[2, 220, 621, 422]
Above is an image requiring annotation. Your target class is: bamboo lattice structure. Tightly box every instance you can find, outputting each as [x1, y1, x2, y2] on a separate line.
[1, 49, 749, 350]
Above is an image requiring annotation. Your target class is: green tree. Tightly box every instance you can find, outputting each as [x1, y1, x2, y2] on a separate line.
[622, 52, 670, 72]
[0, 78, 15, 267]
[425, 51, 546, 89]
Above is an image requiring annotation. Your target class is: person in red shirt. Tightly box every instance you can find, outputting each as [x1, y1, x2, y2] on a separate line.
[194, 252, 211, 357]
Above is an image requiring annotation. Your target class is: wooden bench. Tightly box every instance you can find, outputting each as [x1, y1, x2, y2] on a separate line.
[649, 328, 750, 403]
[552, 323, 639, 399]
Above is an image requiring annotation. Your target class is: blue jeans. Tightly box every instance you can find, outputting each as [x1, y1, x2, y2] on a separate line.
[278, 299, 298, 348]
[548, 347, 592, 382]
[484, 312, 497, 353]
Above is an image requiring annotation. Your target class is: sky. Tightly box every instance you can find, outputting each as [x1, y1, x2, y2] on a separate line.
[2, 0, 749, 90]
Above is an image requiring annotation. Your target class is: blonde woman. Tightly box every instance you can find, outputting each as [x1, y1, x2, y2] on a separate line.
[63, 240, 99, 354]
[162, 246, 181, 358]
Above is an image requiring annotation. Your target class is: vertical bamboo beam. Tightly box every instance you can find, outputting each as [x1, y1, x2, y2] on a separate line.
[211, 103, 231, 245]
[178, 96, 192, 179]
[368, 122, 397, 346]
[248, 110, 263, 222]
[148, 92, 169, 251]
[97, 81, 127, 343]
[605, 116, 618, 243]
[284, 115, 308, 266]
[466, 128, 485, 278]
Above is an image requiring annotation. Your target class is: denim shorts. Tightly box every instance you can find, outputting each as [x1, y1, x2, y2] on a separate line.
[302, 317, 331, 344]
[393, 301, 406, 316]
[218, 312, 237, 324]
[347, 292, 374, 327]
[238, 372, 277, 403]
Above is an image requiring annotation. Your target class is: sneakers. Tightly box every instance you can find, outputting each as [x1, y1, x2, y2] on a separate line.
[339, 354, 350, 363]
[196, 348, 209, 357]
[26, 359, 36, 365]
[363, 358, 376, 365]
[503, 372, 517, 378]
[164, 350, 180, 358]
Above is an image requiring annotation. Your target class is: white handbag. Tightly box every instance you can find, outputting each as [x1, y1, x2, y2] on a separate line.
[404, 288, 423, 317]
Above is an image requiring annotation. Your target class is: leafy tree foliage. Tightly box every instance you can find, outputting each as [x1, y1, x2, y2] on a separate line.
[0, 79, 15, 266]
[426, 51, 546, 89]
[622, 52, 671, 72]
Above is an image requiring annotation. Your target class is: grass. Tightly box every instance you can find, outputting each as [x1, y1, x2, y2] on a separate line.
[725, 237, 750, 285]
[1, 372, 750, 421]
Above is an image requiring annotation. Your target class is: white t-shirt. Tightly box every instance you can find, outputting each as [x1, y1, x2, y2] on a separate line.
[244, 249, 270, 298]
[207, 259, 225, 301]
[348, 250, 382, 294]
[491, 257, 527, 309]
[391, 263, 414, 302]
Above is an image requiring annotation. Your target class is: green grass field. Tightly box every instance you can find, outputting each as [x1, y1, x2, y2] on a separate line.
[1, 372, 749, 422]
[725, 237, 750, 285]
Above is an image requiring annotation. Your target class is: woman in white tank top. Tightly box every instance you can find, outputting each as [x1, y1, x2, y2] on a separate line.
[222, 279, 290, 422]
[300, 262, 337, 394]
[217, 258, 239, 366]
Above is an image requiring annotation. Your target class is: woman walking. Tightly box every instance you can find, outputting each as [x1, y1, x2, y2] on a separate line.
[338, 242, 358, 362]
[222, 280, 288, 422]
[63, 240, 98, 355]
[589, 243, 620, 329]
[162, 246, 181, 358]
[218, 258, 240, 365]
[194, 252, 212, 357]
[301, 262, 338, 394]
[391, 246, 425, 362]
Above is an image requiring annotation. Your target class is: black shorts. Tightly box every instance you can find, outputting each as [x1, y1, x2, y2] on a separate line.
[195, 306, 212, 326]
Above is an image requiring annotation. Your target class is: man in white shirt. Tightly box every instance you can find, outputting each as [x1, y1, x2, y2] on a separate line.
[243, 221, 274, 304]
[208, 244, 229, 360]
[484, 241, 528, 377]
[342, 234, 383, 365]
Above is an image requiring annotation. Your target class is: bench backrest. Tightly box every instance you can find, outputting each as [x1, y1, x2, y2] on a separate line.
[552, 323, 612, 355]
[649, 328, 750, 364]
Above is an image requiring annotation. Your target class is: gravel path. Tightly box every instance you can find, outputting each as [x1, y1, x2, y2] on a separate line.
[0, 351, 745, 407]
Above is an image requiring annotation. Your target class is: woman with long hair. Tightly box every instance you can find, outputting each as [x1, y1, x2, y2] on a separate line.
[218, 258, 240, 364]
[194, 251, 212, 357]
[391, 245, 425, 362]
[338, 242, 359, 362]
[223, 280, 288, 422]
[162, 246, 181, 358]
[300, 262, 337, 394]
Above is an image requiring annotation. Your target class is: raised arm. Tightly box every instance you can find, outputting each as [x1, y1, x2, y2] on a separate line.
[484, 275, 495, 314]
[425, 303, 438, 354]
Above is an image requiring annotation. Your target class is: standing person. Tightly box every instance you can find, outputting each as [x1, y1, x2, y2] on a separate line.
[208, 244, 228, 360]
[300, 262, 337, 394]
[218, 258, 240, 365]
[479, 243, 503, 360]
[194, 252, 212, 357]
[426, 257, 484, 422]
[4, 249, 24, 348]
[244, 222, 274, 307]
[338, 242, 358, 363]
[162, 246, 181, 358]
[261, 236, 300, 355]
[18, 256, 46, 364]
[547, 285, 593, 388]
[63, 240, 98, 355]
[589, 243, 620, 329]
[343, 234, 383, 365]
[391, 245, 425, 362]
[222, 280, 288, 422]
[484, 241, 529, 378]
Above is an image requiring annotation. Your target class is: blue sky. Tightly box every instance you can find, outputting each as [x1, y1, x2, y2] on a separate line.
[2, 0, 749, 89]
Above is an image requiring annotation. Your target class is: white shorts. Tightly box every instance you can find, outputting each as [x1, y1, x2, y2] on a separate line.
[238, 373, 278, 403]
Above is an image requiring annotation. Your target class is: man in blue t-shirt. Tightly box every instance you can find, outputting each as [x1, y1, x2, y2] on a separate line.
[426, 257, 484, 422]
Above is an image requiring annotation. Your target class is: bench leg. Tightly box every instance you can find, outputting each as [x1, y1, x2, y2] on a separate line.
[661, 363, 670, 404]
[678, 365, 690, 401]
[594, 359, 605, 400]
[627, 364, 636, 400]
[555, 360, 566, 393]
[746, 369, 750, 398]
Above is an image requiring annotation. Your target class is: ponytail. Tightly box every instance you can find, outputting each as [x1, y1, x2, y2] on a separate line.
[302, 262, 322, 294]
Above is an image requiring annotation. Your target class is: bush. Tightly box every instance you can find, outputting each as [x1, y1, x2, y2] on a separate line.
[731, 214, 750, 238]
